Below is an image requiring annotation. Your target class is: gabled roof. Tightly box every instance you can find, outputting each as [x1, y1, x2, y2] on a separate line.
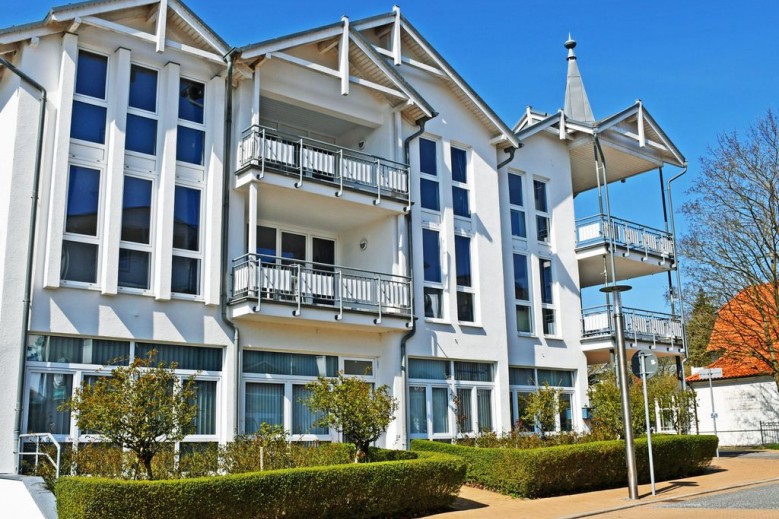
[238, 8, 518, 146]
[687, 355, 772, 383]
[1, 0, 229, 60]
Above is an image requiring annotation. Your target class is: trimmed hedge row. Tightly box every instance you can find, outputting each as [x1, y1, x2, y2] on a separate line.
[56, 450, 466, 519]
[412, 434, 718, 498]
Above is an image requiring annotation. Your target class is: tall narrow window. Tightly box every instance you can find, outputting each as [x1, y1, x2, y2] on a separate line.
[513, 253, 531, 334]
[455, 235, 475, 323]
[419, 138, 439, 211]
[118, 176, 153, 290]
[451, 147, 470, 218]
[409, 386, 427, 434]
[71, 51, 108, 145]
[539, 258, 556, 335]
[508, 173, 526, 238]
[62, 165, 101, 284]
[171, 186, 201, 295]
[534, 179, 550, 243]
[126, 65, 159, 156]
[422, 228, 443, 319]
[177, 79, 206, 166]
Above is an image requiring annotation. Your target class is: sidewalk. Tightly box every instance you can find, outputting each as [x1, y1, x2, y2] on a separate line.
[431, 450, 779, 518]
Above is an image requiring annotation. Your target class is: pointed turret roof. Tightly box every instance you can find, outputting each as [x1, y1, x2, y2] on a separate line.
[563, 35, 594, 122]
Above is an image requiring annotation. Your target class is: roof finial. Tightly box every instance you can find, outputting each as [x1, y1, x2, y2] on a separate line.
[564, 33, 577, 61]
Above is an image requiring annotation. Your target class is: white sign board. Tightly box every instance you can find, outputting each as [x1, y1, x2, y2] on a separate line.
[697, 368, 723, 379]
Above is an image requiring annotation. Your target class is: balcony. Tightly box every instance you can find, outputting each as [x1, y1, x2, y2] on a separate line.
[575, 215, 675, 287]
[229, 254, 412, 331]
[580, 305, 684, 363]
[235, 126, 410, 211]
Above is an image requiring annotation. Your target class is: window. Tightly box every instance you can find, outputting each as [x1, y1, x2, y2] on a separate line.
[119, 176, 153, 290]
[450, 147, 470, 218]
[422, 228, 443, 319]
[24, 335, 221, 441]
[539, 258, 556, 335]
[71, 51, 107, 145]
[509, 367, 575, 433]
[513, 253, 531, 334]
[242, 351, 370, 438]
[455, 235, 475, 323]
[508, 173, 526, 239]
[62, 165, 101, 284]
[171, 186, 202, 295]
[419, 138, 439, 211]
[177, 79, 205, 165]
[408, 359, 493, 439]
[534, 179, 550, 242]
[126, 65, 159, 157]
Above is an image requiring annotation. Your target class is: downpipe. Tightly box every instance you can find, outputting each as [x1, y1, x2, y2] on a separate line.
[667, 163, 689, 387]
[399, 114, 435, 449]
[1, 56, 48, 472]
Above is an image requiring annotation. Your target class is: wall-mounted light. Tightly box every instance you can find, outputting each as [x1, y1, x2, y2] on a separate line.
[359, 238, 368, 251]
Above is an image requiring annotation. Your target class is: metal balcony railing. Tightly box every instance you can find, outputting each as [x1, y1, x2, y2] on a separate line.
[232, 254, 412, 325]
[18, 433, 61, 478]
[576, 214, 675, 260]
[237, 125, 410, 204]
[581, 305, 683, 346]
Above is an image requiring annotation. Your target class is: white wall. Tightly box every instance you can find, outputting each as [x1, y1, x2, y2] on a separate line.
[691, 376, 779, 446]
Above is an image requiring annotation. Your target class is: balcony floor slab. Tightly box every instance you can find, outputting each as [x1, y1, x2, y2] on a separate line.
[577, 244, 673, 287]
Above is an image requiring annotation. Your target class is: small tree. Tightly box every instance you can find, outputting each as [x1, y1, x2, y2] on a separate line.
[686, 289, 719, 368]
[304, 372, 398, 462]
[521, 384, 560, 438]
[63, 353, 198, 479]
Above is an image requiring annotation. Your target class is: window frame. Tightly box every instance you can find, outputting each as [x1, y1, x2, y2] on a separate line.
[509, 366, 576, 433]
[513, 252, 533, 335]
[533, 178, 551, 244]
[508, 170, 527, 241]
[117, 173, 156, 294]
[125, 63, 161, 160]
[61, 161, 105, 288]
[175, 76, 207, 168]
[449, 145, 471, 220]
[70, 48, 109, 151]
[171, 182, 204, 299]
[421, 224, 446, 322]
[538, 256, 557, 337]
[454, 232, 477, 324]
[418, 137, 441, 214]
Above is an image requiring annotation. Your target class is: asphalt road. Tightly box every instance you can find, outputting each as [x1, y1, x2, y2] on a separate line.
[662, 482, 779, 510]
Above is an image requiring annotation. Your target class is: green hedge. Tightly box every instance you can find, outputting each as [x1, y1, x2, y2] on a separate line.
[412, 434, 718, 498]
[56, 450, 466, 519]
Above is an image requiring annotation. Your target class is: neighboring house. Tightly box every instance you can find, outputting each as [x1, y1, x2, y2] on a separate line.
[0, 0, 686, 474]
[688, 285, 779, 446]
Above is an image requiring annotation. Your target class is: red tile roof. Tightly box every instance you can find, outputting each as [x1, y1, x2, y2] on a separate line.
[686, 354, 772, 382]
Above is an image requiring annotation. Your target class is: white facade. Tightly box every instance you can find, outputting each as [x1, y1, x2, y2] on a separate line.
[690, 376, 779, 446]
[0, 0, 686, 473]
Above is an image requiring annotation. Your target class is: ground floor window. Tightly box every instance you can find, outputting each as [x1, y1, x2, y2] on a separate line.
[509, 366, 575, 433]
[24, 334, 222, 442]
[408, 358, 494, 439]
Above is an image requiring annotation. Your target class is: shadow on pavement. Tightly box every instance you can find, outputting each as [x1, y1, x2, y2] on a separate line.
[447, 497, 490, 512]
[642, 480, 699, 498]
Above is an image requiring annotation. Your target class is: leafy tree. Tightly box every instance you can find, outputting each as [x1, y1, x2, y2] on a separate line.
[686, 289, 718, 368]
[521, 384, 560, 438]
[304, 372, 398, 462]
[62, 353, 198, 479]
[681, 109, 779, 391]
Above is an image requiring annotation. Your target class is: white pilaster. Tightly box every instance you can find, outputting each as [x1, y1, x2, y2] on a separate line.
[153, 61, 180, 300]
[43, 32, 78, 288]
[155, 0, 168, 53]
[339, 16, 349, 96]
[251, 66, 261, 127]
[100, 46, 131, 294]
[204, 74, 225, 306]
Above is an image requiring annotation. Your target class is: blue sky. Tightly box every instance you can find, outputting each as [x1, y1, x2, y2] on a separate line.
[6, 0, 779, 311]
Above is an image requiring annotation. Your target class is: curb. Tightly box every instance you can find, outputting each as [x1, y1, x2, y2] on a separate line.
[561, 476, 779, 519]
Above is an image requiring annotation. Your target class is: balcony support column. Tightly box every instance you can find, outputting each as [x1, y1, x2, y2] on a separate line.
[251, 66, 261, 126]
[248, 183, 258, 256]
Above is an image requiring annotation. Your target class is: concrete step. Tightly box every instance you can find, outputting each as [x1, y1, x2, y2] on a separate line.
[0, 475, 56, 519]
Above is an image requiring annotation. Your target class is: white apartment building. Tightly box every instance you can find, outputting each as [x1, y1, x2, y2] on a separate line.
[0, 0, 686, 473]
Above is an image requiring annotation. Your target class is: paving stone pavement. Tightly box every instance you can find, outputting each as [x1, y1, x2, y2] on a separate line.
[426, 450, 779, 519]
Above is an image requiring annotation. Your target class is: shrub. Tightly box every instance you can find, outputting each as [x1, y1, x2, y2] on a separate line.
[412, 434, 718, 498]
[56, 450, 466, 519]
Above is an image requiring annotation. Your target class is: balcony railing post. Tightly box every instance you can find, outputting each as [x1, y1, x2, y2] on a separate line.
[336, 149, 344, 197]
[335, 270, 344, 321]
[374, 160, 382, 206]
[374, 274, 382, 324]
[293, 263, 302, 316]
[295, 139, 305, 188]
[260, 128, 266, 179]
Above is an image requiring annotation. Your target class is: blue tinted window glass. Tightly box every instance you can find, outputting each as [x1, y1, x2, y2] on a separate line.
[177, 126, 204, 165]
[420, 178, 439, 211]
[66, 165, 100, 236]
[121, 176, 152, 244]
[173, 186, 201, 251]
[126, 114, 157, 155]
[451, 147, 467, 182]
[129, 65, 157, 112]
[455, 235, 471, 287]
[76, 51, 107, 99]
[422, 229, 441, 283]
[118, 248, 150, 289]
[71, 101, 106, 144]
[510, 209, 526, 238]
[534, 180, 548, 212]
[61, 240, 98, 283]
[179, 79, 204, 123]
[513, 254, 529, 300]
[509, 174, 523, 206]
[452, 186, 470, 217]
[419, 138, 437, 176]
[171, 256, 200, 295]
[540, 258, 553, 304]
[257, 226, 276, 263]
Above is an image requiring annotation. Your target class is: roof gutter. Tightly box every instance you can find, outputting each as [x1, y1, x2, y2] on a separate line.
[1, 56, 47, 472]
[497, 142, 521, 170]
[400, 113, 435, 449]
[220, 48, 241, 435]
